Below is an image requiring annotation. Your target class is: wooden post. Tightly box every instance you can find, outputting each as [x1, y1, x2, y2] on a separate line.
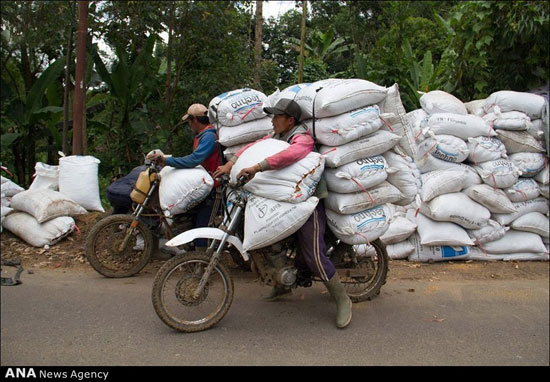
[253, 0, 263, 90]
[298, 0, 306, 83]
[72, 0, 88, 155]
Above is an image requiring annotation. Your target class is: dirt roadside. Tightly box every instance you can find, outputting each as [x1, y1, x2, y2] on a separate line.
[1, 212, 549, 282]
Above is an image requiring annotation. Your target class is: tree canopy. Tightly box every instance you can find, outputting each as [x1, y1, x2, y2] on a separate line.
[1, 1, 548, 202]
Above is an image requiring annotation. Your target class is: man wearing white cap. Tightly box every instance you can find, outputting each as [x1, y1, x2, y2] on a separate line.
[147, 103, 222, 249]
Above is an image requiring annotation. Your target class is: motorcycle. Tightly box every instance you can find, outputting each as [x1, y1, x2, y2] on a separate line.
[151, 174, 389, 333]
[84, 157, 226, 278]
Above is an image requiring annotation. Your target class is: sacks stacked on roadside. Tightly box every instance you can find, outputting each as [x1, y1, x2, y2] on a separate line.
[2, 155, 105, 248]
[208, 88, 273, 160]
[402, 90, 549, 262]
[292, 78, 403, 246]
[465, 90, 549, 260]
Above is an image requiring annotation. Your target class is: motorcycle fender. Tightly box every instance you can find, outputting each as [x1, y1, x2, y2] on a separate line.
[164, 227, 249, 261]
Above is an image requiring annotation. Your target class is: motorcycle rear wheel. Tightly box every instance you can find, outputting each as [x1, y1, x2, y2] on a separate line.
[336, 238, 389, 303]
[152, 252, 234, 333]
[85, 214, 154, 278]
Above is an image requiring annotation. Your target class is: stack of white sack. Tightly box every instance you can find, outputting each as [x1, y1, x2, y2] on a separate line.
[465, 90, 549, 260]
[290, 78, 404, 246]
[208, 88, 273, 160]
[228, 138, 323, 252]
[402, 90, 549, 262]
[2, 155, 106, 248]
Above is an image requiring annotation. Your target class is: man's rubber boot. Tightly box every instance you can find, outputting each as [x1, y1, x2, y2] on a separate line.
[324, 273, 352, 328]
[262, 285, 291, 302]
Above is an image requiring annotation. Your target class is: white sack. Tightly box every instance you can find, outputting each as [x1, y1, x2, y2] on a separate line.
[419, 192, 490, 229]
[303, 105, 384, 146]
[217, 117, 273, 146]
[463, 184, 517, 213]
[325, 182, 403, 214]
[231, 139, 325, 203]
[326, 204, 392, 245]
[417, 134, 469, 163]
[467, 136, 508, 164]
[383, 151, 422, 205]
[535, 166, 549, 185]
[509, 152, 547, 178]
[419, 169, 467, 202]
[468, 247, 549, 261]
[482, 90, 546, 119]
[419, 113, 495, 140]
[208, 88, 267, 126]
[295, 78, 388, 120]
[264, 84, 311, 108]
[505, 178, 540, 202]
[483, 108, 532, 131]
[510, 212, 549, 238]
[320, 130, 400, 168]
[408, 233, 472, 262]
[465, 99, 486, 116]
[242, 194, 318, 251]
[0, 177, 24, 197]
[29, 162, 59, 191]
[420, 90, 468, 115]
[159, 166, 214, 216]
[411, 211, 474, 246]
[1, 206, 13, 233]
[58, 155, 104, 212]
[482, 229, 548, 254]
[467, 219, 509, 244]
[474, 159, 522, 189]
[496, 130, 546, 154]
[380, 216, 417, 245]
[3, 212, 75, 247]
[324, 155, 392, 193]
[386, 241, 416, 259]
[10, 189, 87, 223]
[415, 155, 483, 188]
[492, 197, 549, 225]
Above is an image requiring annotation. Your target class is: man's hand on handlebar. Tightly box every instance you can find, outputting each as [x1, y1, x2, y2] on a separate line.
[236, 164, 261, 183]
[146, 153, 165, 166]
[213, 161, 233, 179]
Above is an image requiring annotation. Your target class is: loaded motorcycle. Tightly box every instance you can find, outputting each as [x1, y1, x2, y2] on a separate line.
[151, 174, 389, 333]
[84, 157, 227, 278]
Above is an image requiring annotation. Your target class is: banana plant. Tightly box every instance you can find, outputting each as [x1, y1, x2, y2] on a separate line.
[287, 28, 349, 65]
[401, 38, 435, 108]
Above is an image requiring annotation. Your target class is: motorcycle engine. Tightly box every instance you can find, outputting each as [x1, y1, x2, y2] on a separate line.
[250, 241, 298, 287]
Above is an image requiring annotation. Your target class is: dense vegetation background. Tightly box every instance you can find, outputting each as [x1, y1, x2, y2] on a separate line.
[1, 1, 549, 208]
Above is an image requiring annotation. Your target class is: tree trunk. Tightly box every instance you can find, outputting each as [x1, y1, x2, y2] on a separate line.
[165, 2, 175, 112]
[298, 0, 307, 83]
[253, 1, 263, 90]
[72, 0, 88, 155]
[63, 0, 75, 155]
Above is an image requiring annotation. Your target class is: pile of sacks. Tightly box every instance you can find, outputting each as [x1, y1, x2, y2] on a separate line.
[1, 155, 105, 248]
[397, 90, 549, 262]
[213, 79, 426, 253]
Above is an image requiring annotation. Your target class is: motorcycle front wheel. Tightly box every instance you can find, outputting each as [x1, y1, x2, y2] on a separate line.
[152, 252, 234, 333]
[85, 214, 154, 278]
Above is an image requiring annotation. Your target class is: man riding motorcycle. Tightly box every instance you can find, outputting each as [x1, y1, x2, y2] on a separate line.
[147, 103, 222, 250]
[213, 98, 352, 329]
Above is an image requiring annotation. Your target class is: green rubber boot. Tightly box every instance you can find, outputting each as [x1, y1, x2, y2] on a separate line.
[324, 273, 352, 328]
[261, 285, 292, 302]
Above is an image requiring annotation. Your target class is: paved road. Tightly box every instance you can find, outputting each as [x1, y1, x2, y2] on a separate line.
[1, 264, 548, 366]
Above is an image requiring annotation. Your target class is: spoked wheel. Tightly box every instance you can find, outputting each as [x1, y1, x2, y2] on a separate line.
[151, 252, 234, 333]
[333, 238, 389, 303]
[85, 214, 154, 278]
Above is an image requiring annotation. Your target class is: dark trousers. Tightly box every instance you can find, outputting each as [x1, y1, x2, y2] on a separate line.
[192, 191, 216, 248]
[295, 201, 336, 282]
